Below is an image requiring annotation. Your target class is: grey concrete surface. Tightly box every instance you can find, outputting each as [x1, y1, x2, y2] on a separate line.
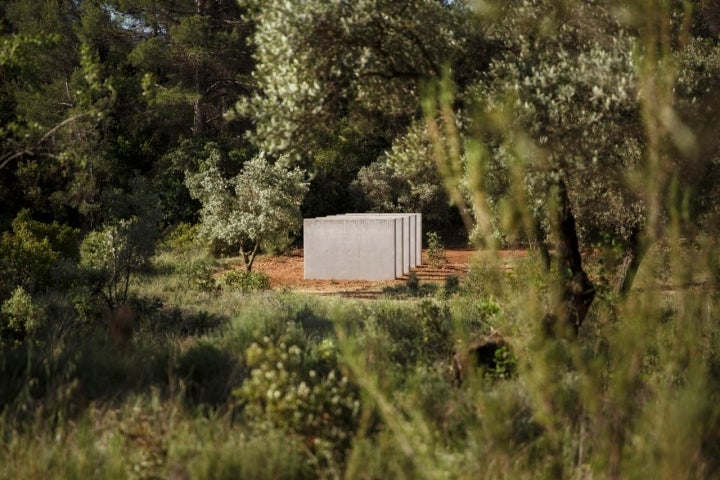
[336, 214, 415, 272]
[303, 216, 399, 280]
[303, 213, 422, 280]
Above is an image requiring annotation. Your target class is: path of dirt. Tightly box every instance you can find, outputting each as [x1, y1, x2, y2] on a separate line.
[248, 249, 526, 298]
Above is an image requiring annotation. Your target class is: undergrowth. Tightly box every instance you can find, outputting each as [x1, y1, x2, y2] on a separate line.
[0, 239, 719, 478]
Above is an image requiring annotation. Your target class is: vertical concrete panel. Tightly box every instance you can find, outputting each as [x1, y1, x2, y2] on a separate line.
[415, 213, 422, 265]
[394, 218, 403, 277]
[304, 213, 421, 280]
[339, 213, 411, 274]
[401, 216, 410, 274]
[408, 215, 417, 267]
[304, 217, 397, 280]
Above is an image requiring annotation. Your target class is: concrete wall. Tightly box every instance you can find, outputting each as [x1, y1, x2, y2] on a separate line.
[336, 214, 413, 273]
[303, 213, 422, 281]
[338, 213, 422, 267]
[303, 217, 399, 280]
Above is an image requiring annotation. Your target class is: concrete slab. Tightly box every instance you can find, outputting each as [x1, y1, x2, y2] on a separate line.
[303, 217, 399, 280]
[336, 214, 411, 273]
[303, 213, 422, 281]
[339, 213, 422, 267]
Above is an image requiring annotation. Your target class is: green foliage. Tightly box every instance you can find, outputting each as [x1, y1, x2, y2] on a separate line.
[426, 231, 448, 268]
[235, 325, 360, 465]
[176, 255, 220, 294]
[174, 341, 238, 408]
[186, 149, 309, 270]
[0, 286, 44, 348]
[127, 0, 251, 139]
[152, 141, 206, 226]
[159, 222, 200, 254]
[383, 272, 441, 299]
[217, 269, 271, 293]
[406, 271, 420, 293]
[0, 33, 61, 119]
[0, 210, 80, 300]
[80, 178, 161, 309]
[417, 300, 454, 361]
[352, 121, 461, 238]
[486, 343, 517, 381]
[443, 274, 460, 297]
[236, 0, 475, 162]
[303, 119, 389, 218]
[349, 300, 452, 370]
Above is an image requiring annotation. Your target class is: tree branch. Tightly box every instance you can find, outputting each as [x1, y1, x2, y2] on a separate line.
[0, 113, 90, 172]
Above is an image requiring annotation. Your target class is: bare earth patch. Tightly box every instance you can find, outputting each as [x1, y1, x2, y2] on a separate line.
[249, 248, 527, 298]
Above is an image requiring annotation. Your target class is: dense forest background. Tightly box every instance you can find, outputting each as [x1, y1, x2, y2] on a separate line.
[0, 0, 468, 243]
[3, 1, 720, 479]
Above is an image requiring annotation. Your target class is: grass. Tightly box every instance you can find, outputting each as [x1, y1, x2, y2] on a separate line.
[1, 237, 720, 479]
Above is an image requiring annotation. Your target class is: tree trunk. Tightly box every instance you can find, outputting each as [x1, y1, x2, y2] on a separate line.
[534, 217, 552, 271]
[242, 242, 260, 272]
[192, 0, 207, 135]
[615, 230, 647, 298]
[192, 98, 204, 135]
[544, 181, 596, 337]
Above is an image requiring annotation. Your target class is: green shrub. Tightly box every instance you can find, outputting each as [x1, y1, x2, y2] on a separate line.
[0, 286, 44, 348]
[80, 177, 161, 309]
[160, 222, 200, 253]
[406, 271, 419, 293]
[461, 255, 507, 298]
[261, 231, 295, 255]
[217, 269, 271, 293]
[235, 324, 360, 466]
[351, 301, 452, 369]
[173, 341, 239, 408]
[0, 210, 80, 299]
[450, 294, 503, 337]
[418, 300, 454, 361]
[443, 274, 460, 296]
[177, 255, 219, 293]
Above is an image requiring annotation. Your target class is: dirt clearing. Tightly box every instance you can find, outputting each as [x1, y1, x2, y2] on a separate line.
[248, 249, 526, 298]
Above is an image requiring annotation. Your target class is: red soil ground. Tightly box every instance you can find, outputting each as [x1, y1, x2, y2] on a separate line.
[250, 248, 527, 298]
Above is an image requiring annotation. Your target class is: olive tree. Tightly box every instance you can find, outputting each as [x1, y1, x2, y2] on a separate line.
[234, 0, 478, 159]
[421, 1, 643, 333]
[426, 0, 720, 333]
[352, 120, 459, 238]
[185, 150, 308, 271]
[481, 22, 644, 318]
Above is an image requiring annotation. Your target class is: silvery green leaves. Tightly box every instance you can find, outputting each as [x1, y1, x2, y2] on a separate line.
[464, 2, 645, 248]
[185, 149, 308, 270]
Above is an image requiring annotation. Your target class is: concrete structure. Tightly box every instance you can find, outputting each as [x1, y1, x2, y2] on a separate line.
[338, 213, 421, 268]
[303, 213, 422, 281]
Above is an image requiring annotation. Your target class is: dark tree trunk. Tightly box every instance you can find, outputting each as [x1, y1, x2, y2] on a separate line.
[241, 242, 260, 272]
[192, 97, 205, 135]
[192, 0, 207, 135]
[534, 217, 552, 271]
[544, 181, 596, 337]
[615, 230, 646, 298]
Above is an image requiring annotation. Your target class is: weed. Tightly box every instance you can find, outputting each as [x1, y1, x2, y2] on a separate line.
[426, 231, 448, 268]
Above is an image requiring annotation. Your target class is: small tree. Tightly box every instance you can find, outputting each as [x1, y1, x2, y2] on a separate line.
[186, 151, 308, 271]
[79, 178, 161, 310]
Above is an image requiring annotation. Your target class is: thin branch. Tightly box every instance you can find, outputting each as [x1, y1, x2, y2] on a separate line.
[0, 150, 30, 172]
[0, 113, 90, 172]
